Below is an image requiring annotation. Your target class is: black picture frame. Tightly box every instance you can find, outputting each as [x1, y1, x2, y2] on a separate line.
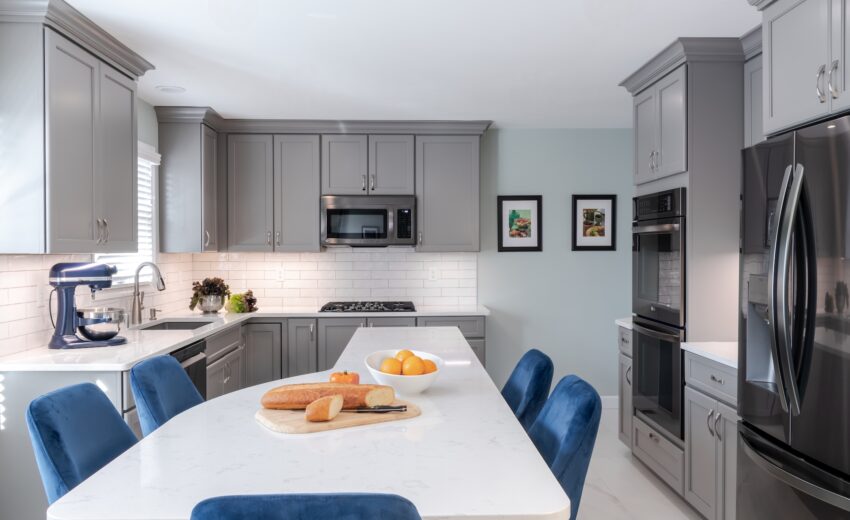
[571, 194, 617, 251]
[497, 195, 543, 252]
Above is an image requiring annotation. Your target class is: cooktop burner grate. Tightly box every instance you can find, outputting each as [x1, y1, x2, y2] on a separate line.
[319, 301, 417, 313]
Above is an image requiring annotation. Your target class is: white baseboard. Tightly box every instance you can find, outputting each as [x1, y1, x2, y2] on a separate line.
[601, 395, 618, 409]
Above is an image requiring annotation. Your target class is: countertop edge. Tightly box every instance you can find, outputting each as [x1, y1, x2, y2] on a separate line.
[681, 341, 739, 370]
[614, 316, 633, 330]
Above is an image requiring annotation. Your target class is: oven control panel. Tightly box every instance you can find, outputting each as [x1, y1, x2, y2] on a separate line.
[634, 187, 686, 221]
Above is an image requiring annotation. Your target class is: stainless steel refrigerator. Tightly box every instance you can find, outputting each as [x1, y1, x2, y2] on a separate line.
[739, 116, 850, 518]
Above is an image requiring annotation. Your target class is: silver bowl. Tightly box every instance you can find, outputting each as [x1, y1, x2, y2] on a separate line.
[199, 295, 225, 314]
[76, 307, 125, 341]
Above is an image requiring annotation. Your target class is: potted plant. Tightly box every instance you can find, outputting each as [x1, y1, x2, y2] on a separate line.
[190, 277, 231, 314]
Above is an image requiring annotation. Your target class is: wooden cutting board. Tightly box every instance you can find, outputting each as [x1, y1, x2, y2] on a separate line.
[255, 400, 421, 434]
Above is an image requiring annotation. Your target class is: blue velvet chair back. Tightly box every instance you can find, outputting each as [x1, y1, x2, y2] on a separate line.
[130, 355, 204, 436]
[501, 348, 554, 430]
[190, 493, 422, 520]
[528, 375, 602, 519]
[26, 382, 138, 504]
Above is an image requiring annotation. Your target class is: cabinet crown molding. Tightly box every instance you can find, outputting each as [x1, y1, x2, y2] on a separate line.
[153, 108, 492, 135]
[740, 25, 762, 61]
[620, 37, 745, 95]
[747, 0, 776, 11]
[0, 0, 153, 78]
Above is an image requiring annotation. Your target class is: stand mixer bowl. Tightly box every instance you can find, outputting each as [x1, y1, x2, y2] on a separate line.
[76, 307, 126, 341]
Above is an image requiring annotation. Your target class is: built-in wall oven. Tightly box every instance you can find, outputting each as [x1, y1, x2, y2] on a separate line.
[632, 188, 686, 440]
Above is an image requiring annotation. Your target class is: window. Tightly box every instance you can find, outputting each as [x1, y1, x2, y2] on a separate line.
[94, 142, 161, 286]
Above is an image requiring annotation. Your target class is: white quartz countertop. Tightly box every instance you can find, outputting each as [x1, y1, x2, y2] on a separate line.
[0, 305, 489, 372]
[46, 327, 569, 520]
[615, 316, 633, 330]
[682, 341, 738, 369]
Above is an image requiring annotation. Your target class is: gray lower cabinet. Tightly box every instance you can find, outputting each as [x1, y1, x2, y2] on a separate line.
[416, 316, 486, 366]
[367, 317, 416, 327]
[318, 318, 365, 371]
[415, 135, 480, 252]
[744, 54, 764, 148]
[684, 380, 739, 519]
[321, 134, 368, 194]
[244, 322, 283, 387]
[368, 135, 415, 194]
[274, 135, 320, 251]
[206, 344, 245, 400]
[287, 318, 318, 376]
[618, 352, 633, 447]
[228, 134, 275, 251]
[468, 339, 486, 366]
[158, 121, 219, 252]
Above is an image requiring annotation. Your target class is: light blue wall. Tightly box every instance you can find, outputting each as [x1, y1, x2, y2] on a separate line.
[137, 98, 158, 149]
[479, 129, 633, 396]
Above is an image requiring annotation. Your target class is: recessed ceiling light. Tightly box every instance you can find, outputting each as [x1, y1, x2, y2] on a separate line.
[828, 124, 837, 129]
[155, 85, 186, 94]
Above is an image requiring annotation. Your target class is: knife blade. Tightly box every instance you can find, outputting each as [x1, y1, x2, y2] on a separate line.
[346, 405, 408, 414]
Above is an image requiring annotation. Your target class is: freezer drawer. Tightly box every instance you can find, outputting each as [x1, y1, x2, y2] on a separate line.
[633, 416, 684, 496]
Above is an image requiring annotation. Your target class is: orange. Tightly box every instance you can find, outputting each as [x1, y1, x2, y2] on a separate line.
[402, 355, 426, 376]
[379, 357, 402, 375]
[395, 349, 415, 362]
[422, 359, 438, 374]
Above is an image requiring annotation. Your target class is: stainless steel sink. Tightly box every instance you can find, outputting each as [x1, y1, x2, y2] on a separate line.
[137, 320, 215, 331]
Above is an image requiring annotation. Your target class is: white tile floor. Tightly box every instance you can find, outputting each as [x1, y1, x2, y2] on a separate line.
[580, 408, 702, 519]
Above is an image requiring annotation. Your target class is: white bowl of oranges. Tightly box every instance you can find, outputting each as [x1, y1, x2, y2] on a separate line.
[365, 349, 443, 395]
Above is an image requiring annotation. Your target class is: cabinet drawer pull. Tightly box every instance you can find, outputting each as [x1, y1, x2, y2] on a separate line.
[829, 59, 840, 100]
[714, 413, 722, 441]
[625, 366, 632, 385]
[275, 231, 281, 247]
[204, 230, 211, 247]
[707, 409, 715, 437]
[710, 374, 724, 385]
[266, 231, 272, 246]
[648, 431, 660, 443]
[103, 219, 109, 243]
[370, 174, 376, 191]
[361, 174, 367, 191]
[817, 64, 827, 103]
[648, 151, 654, 172]
[309, 322, 314, 339]
[418, 231, 423, 245]
[96, 219, 103, 244]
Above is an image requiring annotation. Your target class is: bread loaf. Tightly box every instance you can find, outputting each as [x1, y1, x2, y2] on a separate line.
[261, 383, 395, 410]
[305, 395, 344, 422]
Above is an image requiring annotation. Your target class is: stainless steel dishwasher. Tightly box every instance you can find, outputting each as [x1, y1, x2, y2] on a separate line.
[170, 340, 207, 398]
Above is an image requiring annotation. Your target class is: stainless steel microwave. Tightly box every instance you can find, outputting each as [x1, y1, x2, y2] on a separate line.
[320, 195, 416, 247]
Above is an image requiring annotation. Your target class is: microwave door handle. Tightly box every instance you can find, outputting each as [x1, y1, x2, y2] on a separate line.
[767, 164, 794, 414]
[632, 223, 681, 234]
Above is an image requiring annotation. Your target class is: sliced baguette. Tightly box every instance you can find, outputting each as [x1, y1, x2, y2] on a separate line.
[305, 395, 344, 422]
[261, 383, 395, 410]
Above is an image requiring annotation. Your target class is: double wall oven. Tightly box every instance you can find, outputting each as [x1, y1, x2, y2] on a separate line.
[632, 188, 686, 440]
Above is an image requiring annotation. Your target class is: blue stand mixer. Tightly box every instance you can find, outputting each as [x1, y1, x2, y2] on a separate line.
[49, 262, 128, 349]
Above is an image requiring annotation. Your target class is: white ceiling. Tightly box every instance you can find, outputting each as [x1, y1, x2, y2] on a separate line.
[68, 0, 760, 128]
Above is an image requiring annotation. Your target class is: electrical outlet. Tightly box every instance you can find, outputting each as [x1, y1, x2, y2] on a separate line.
[428, 268, 439, 281]
[277, 269, 285, 281]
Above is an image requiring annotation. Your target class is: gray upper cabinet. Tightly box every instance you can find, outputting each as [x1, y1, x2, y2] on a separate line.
[244, 322, 283, 387]
[762, 0, 831, 135]
[744, 54, 765, 147]
[630, 65, 687, 184]
[368, 135, 415, 195]
[228, 134, 274, 251]
[318, 318, 364, 371]
[830, 0, 850, 112]
[157, 114, 219, 253]
[321, 134, 368, 195]
[287, 318, 318, 377]
[415, 135, 480, 252]
[274, 135, 320, 252]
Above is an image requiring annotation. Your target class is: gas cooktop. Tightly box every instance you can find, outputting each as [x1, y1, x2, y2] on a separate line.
[319, 301, 416, 313]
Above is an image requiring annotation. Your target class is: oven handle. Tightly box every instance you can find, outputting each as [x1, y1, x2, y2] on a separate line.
[632, 322, 682, 343]
[180, 352, 206, 369]
[632, 223, 680, 234]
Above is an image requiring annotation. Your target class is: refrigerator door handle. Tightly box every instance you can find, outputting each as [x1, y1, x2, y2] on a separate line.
[767, 164, 794, 414]
[774, 164, 805, 416]
[740, 432, 850, 512]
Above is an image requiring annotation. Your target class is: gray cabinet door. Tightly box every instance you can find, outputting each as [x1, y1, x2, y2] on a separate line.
[684, 386, 717, 519]
[45, 29, 99, 253]
[206, 353, 228, 400]
[763, 0, 830, 135]
[416, 316, 485, 338]
[207, 345, 245, 399]
[468, 338, 486, 366]
[716, 401, 738, 520]
[744, 55, 765, 148]
[228, 134, 274, 251]
[415, 135, 480, 252]
[244, 323, 283, 387]
[318, 318, 364, 371]
[367, 317, 416, 327]
[97, 63, 137, 253]
[321, 134, 368, 195]
[830, 0, 850, 112]
[287, 318, 318, 377]
[274, 135, 320, 252]
[618, 353, 633, 447]
[201, 125, 218, 251]
[633, 86, 656, 185]
[655, 65, 687, 178]
[368, 135, 415, 194]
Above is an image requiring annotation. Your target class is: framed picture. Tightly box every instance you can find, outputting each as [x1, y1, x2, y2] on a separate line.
[572, 195, 616, 251]
[498, 195, 542, 252]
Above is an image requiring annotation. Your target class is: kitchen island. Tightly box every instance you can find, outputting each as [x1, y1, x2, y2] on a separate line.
[45, 326, 570, 520]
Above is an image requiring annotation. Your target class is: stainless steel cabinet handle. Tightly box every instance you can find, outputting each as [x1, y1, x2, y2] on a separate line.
[204, 230, 211, 247]
[648, 431, 660, 443]
[309, 322, 314, 339]
[370, 174, 376, 191]
[707, 409, 715, 437]
[369, 322, 374, 327]
[361, 174, 367, 191]
[266, 231, 272, 246]
[625, 366, 632, 385]
[817, 64, 827, 103]
[275, 231, 281, 247]
[103, 219, 109, 243]
[714, 413, 722, 441]
[648, 151, 654, 172]
[95, 219, 103, 244]
[418, 231, 423, 245]
[829, 59, 840, 99]
[360, 321, 365, 328]
[710, 374, 724, 385]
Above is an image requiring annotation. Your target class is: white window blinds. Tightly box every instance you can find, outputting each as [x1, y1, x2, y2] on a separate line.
[94, 142, 161, 286]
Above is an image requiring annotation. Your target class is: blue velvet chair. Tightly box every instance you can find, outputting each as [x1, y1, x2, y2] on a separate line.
[130, 355, 204, 436]
[190, 493, 422, 520]
[26, 382, 138, 504]
[501, 348, 554, 431]
[528, 375, 602, 520]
